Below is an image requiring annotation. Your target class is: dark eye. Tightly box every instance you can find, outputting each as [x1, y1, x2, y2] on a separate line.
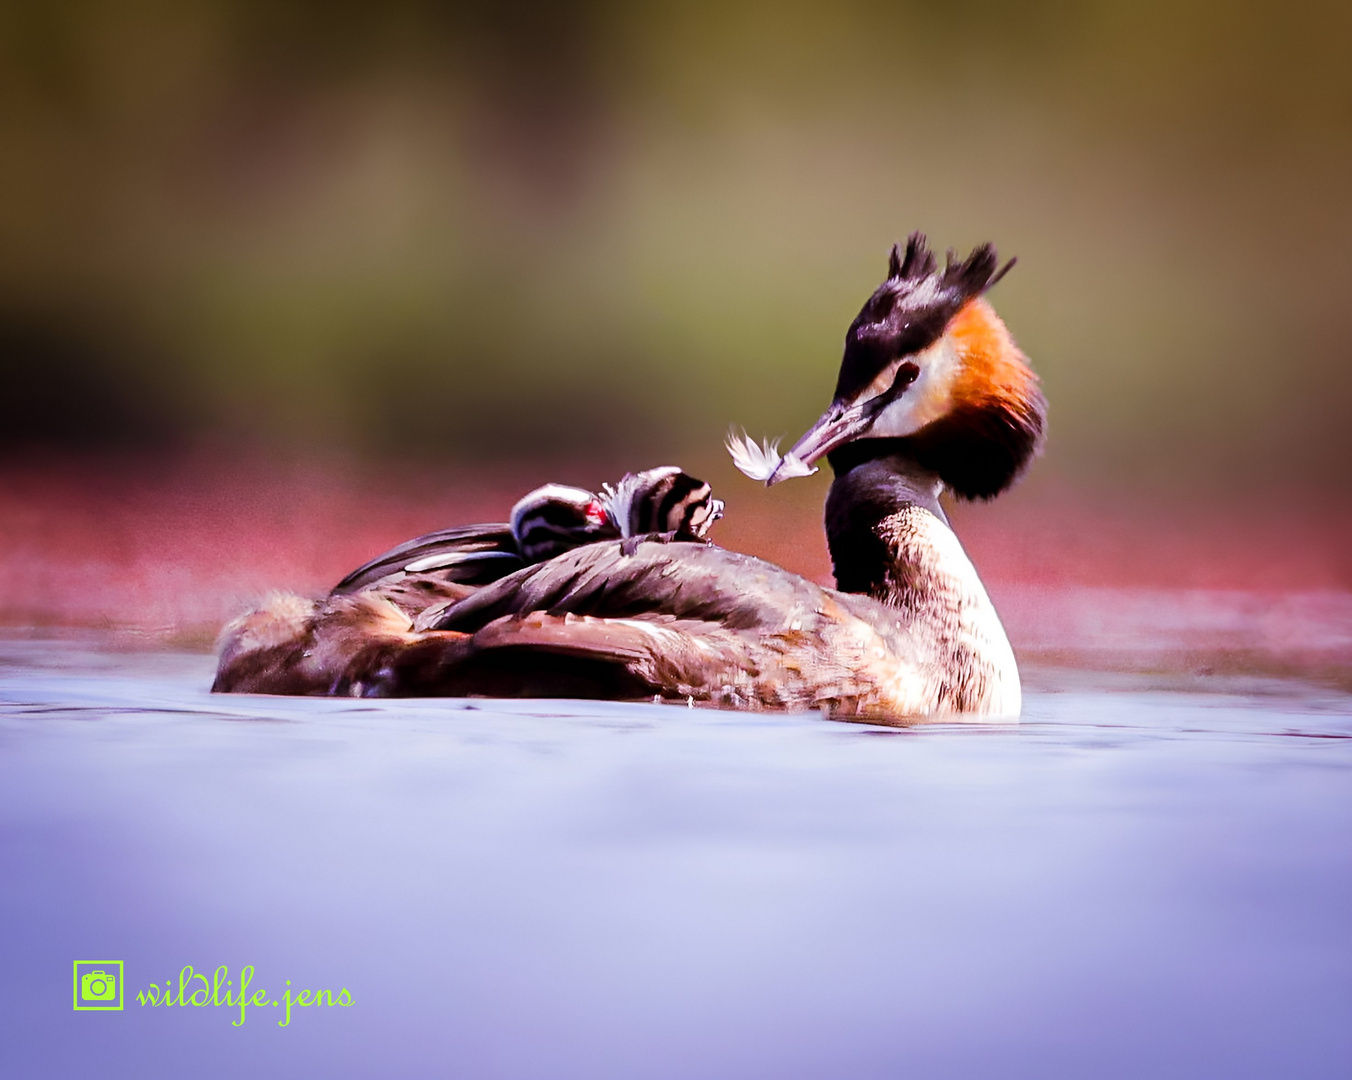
[895, 361, 920, 387]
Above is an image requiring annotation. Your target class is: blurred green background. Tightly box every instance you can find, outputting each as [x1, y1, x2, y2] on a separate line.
[2, 0, 1350, 490]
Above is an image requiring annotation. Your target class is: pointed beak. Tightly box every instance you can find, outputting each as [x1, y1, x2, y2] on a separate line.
[766, 399, 872, 485]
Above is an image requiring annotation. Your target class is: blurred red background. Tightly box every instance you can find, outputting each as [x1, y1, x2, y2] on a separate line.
[1, 1, 1349, 680]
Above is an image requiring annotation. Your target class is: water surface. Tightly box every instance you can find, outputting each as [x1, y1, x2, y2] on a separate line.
[2, 637, 1350, 1078]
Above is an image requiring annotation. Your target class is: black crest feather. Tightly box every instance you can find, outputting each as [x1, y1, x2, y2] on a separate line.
[887, 243, 903, 279]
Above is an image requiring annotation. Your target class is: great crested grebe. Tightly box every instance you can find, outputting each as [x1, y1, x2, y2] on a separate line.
[214, 235, 1044, 719]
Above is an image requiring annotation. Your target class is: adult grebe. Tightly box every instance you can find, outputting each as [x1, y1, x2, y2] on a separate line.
[214, 235, 1044, 719]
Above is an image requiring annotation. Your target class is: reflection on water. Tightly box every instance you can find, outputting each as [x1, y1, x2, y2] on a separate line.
[2, 636, 1350, 1079]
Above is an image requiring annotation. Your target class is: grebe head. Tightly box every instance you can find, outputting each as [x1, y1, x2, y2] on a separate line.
[729, 234, 1046, 499]
[511, 484, 617, 562]
[602, 466, 725, 538]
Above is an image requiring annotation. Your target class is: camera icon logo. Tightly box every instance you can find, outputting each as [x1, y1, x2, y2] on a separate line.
[73, 961, 124, 1011]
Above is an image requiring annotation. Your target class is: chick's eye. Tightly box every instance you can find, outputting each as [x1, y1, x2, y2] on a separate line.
[895, 361, 920, 388]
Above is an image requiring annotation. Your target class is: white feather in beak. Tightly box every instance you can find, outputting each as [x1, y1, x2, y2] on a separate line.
[725, 429, 816, 484]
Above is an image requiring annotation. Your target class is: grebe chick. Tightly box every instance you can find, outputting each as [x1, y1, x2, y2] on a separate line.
[515, 468, 723, 559]
[330, 469, 721, 599]
[215, 235, 1042, 720]
[331, 484, 605, 597]
[602, 466, 724, 546]
[511, 485, 618, 562]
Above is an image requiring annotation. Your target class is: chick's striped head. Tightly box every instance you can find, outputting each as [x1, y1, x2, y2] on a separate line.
[602, 467, 724, 539]
[510, 484, 619, 562]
